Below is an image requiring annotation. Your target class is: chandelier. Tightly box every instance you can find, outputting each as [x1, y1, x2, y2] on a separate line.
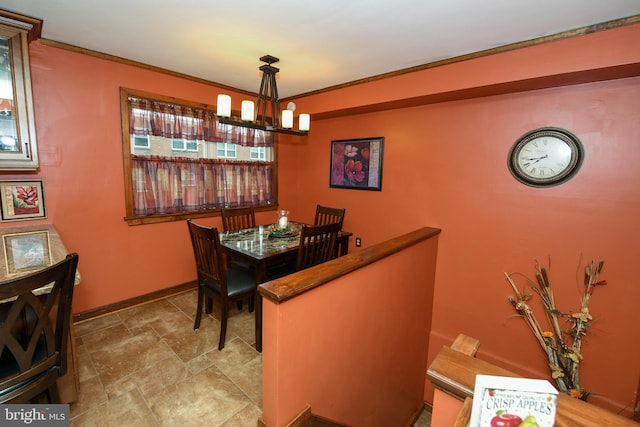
[216, 55, 309, 136]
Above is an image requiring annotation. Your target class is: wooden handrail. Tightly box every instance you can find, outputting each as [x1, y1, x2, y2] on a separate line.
[258, 226, 441, 304]
[428, 334, 637, 426]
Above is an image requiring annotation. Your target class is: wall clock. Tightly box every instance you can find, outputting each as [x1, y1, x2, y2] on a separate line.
[507, 127, 584, 187]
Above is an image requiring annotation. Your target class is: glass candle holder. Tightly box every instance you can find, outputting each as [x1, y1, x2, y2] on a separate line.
[277, 210, 290, 230]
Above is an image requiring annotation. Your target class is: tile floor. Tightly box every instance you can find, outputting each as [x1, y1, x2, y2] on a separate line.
[69, 288, 431, 426]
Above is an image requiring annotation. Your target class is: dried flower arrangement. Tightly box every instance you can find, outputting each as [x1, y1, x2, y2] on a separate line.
[505, 258, 606, 401]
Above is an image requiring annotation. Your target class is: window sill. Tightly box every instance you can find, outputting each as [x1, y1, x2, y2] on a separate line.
[124, 205, 278, 226]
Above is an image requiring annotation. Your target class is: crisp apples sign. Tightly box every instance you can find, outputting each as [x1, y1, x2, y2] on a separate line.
[469, 375, 558, 427]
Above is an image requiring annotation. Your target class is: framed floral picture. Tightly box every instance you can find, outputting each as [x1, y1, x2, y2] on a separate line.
[330, 137, 384, 191]
[0, 180, 47, 221]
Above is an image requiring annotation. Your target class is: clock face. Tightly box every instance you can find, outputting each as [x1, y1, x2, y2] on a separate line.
[508, 127, 584, 187]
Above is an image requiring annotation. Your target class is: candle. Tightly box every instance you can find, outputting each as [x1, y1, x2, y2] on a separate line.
[217, 94, 231, 117]
[241, 100, 254, 121]
[278, 215, 288, 230]
[282, 109, 293, 128]
[299, 113, 310, 131]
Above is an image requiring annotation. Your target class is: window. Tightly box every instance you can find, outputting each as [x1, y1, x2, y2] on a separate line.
[121, 88, 277, 225]
[172, 138, 199, 152]
[217, 142, 237, 159]
[133, 135, 150, 149]
[250, 147, 266, 161]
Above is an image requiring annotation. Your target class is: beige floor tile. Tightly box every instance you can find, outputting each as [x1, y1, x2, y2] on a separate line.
[207, 337, 260, 377]
[80, 323, 134, 354]
[75, 343, 98, 381]
[414, 409, 432, 427]
[219, 403, 263, 427]
[185, 353, 215, 375]
[163, 316, 223, 362]
[147, 365, 251, 427]
[70, 389, 158, 427]
[119, 298, 194, 336]
[227, 310, 257, 347]
[70, 293, 427, 426]
[74, 313, 122, 337]
[69, 375, 107, 418]
[103, 376, 139, 400]
[129, 353, 190, 400]
[90, 329, 175, 387]
[225, 353, 263, 407]
[167, 289, 198, 317]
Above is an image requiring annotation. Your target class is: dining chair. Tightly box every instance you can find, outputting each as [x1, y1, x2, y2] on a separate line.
[187, 219, 257, 350]
[220, 206, 257, 310]
[221, 206, 256, 232]
[314, 205, 346, 230]
[0, 253, 79, 404]
[268, 222, 341, 279]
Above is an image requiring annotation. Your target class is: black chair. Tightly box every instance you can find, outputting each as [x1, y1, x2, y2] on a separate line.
[187, 220, 257, 350]
[314, 205, 346, 230]
[0, 253, 79, 404]
[221, 206, 256, 232]
[221, 206, 256, 271]
[267, 222, 341, 279]
[220, 206, 257, 309]
[315, 205, 346, 257]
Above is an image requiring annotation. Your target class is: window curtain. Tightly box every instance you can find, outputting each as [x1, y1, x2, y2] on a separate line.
[128, 97, 273, 147]
[131, 155, 274, 215]
[127, 96, 275, 216]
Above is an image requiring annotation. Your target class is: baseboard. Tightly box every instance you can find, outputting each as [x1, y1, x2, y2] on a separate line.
[73, 281, 197, 323]
[257, 403, 431, 427]
[258, 405, 350, 427]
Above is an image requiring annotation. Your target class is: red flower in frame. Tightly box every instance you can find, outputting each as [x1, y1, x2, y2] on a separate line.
[345, 159, 365, 183]
[15, 186, 38, 206]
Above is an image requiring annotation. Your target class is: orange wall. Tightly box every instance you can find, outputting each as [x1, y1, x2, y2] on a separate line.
[0, 21, 637, 416]
[261, 234, 439, 426]
[287, 26, 640, 415]
[0, 41, 276, 312]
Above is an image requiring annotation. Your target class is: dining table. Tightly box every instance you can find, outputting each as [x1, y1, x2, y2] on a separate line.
[219, 222, 352, 352]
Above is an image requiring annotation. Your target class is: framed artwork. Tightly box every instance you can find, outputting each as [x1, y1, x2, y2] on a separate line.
[3, 230, 52, 275]
[0, 180, 46, 221]
[330, 137, 384, 191]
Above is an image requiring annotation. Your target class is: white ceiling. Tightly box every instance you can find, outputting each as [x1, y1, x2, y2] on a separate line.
[2, 0, 640, 98]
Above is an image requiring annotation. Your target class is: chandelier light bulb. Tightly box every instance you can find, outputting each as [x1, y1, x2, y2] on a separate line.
[299, 113, 310, 131]
[217, 94, 231, 118]
[282, 109, 294, 129]
[241, 100, 255, 121]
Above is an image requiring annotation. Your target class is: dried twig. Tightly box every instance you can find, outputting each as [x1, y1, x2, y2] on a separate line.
[505, 258, 605, 400]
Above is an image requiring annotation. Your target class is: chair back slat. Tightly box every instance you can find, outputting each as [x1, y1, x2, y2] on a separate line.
[296, 222, 341, 271]
[221, 207, 256, 232]
[314, 205, 346, 230]
[0, 253, 79, 403]
[187, 220, 227, 293]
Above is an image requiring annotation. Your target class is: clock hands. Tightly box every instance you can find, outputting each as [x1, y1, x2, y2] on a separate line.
[522, 154, 549, 163]
[522, 154, 548, 162]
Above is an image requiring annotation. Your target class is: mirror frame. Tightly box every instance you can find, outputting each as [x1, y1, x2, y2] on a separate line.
[0, 10, 42, 170]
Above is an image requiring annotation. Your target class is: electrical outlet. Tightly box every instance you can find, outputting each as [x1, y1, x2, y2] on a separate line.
[355, 237, 361, 247]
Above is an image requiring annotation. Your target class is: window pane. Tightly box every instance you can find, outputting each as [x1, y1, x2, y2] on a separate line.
[172, 138, 185, 151]
[186, 140, 198, 151]
[250, 147, 265, 160]
[133, 135, 150, 148]
[217, 142, 239, 159]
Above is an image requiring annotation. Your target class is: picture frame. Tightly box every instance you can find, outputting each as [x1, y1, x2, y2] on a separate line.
[0, 180, 46, 221]
[3, 230, 52, 275]
[330, 137, 384, 191]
